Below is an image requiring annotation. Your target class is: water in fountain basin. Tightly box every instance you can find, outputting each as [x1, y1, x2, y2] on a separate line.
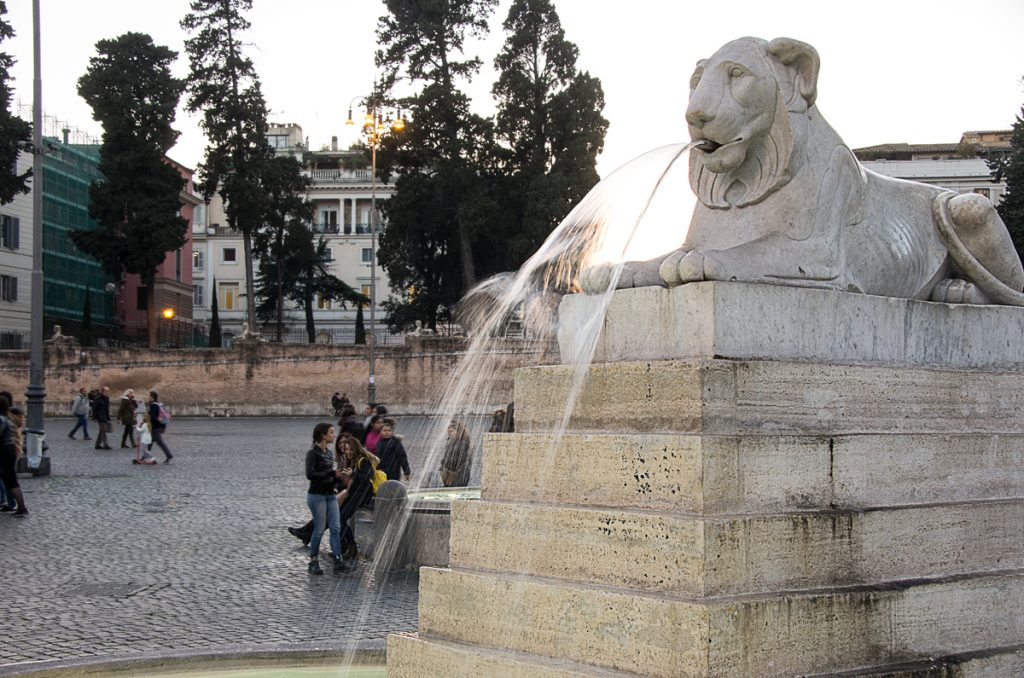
[331, 141, 699, 674]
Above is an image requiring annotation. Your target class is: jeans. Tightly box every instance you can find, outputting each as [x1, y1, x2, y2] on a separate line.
[69, 414, 89, 438]
[0, 478, 15, 509]
[307, 493, 341, 559]
[151, 428, 172, 460]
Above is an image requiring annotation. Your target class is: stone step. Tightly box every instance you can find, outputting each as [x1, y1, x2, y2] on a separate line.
[417, 567, 1024, 678]
[449, 499, 1024, 597]
[387, 632, 636, 678]
[557, 283, 1024, 370]
[513, 359, 1024, 435]
[480, 432, 1024, 513]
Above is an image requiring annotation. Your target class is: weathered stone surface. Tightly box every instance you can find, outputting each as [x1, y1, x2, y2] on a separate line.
[514, 359, 1024, 435]
[418, 567, 1024, 678]
[560, 283, 1024, 368]
[387, 633, 627, 678]
[481, 433, 1024, 513]
[450, 499, 1024, 596]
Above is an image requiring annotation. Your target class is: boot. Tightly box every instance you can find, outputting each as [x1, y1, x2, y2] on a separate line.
[333, 554, 353, 573]
[308, 558, 323, 575]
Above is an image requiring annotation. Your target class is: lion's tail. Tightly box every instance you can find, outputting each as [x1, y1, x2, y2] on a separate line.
[932, 192, 1024, 306]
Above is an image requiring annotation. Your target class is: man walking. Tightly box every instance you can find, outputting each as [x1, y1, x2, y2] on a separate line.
[148, 391, 173, 463]
[93, 386, 113, 450]
[68, 388, 91, 440]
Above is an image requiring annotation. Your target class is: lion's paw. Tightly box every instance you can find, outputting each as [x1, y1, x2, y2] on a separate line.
[930, 278, 990, 305]
[660, 249, 703, 287]
[578, 262, 617, 294]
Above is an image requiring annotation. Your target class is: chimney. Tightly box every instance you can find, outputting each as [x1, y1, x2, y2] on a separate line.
[331, 136, 338, 151]
[62, 127, 70, 144]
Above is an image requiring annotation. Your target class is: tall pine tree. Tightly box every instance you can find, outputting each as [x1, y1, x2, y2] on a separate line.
[208, 276, 222, 347]
[375, 0, 499, 329]
[989, 100, 1024, 263]
[492, 0, 607, 268]
[181, 0, 271, 333]
[71, 32, 187, 348]
[0, 1, 30, 204]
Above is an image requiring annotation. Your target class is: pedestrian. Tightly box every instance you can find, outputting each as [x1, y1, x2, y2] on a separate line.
[147, 391, 174, 463]
[376, 418, 411, 482]
[0, 394, 28, 517]
[362, 404, 375, 430]
[68, 387, 91, 440]
[363, 414, 384, 452]
[439, 420, 472, 487]
[303, 422, 350, 575]
[133, 413, 157, 465]
[336, 433, 379, 558]
[338, 403, 365, 442]
[117, 389, 137, 448]
[0, 398, 22, 513]
[93, 386, 113, 450]
[488, 408, 506, 433]
[331, 392, 343, 417]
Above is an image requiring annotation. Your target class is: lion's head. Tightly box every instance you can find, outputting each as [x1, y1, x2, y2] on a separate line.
[687, 37, 820, 208]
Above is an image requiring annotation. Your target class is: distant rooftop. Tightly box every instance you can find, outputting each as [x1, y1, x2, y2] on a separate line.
[854, 130, 1012, 161]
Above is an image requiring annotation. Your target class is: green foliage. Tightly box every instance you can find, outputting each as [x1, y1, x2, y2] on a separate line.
[354, 304, 366, 345]
[71, 32, 187, 349]
[492, 0, 606, 267]
[0, 1, 30, 205]
[209, 276, 221, 348]
[181, 0, 270, 329]
[989, 102, 1024, 263]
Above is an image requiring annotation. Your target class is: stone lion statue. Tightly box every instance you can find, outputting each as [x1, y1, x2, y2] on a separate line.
[581, 37, 1024, 305]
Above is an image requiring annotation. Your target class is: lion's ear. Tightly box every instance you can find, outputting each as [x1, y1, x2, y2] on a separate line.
[767, 38, 820, 109]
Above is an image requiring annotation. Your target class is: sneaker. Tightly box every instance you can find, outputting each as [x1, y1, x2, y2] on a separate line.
[13, 508, 28, 517]
[308, 559, 323, 575]
[67, 434, 76, 440]
[164, 454, 173, 464]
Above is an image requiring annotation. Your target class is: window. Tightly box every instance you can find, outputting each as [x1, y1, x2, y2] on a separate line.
[193, 284, 204, 306]
[973, 188, 990, 199]
[0, 274, 16, 302]
[267, 134, 290, 150]
[322, 247, 333, 261]
[360, 285, 371, 308]
[193, 250, 204, 270]
[222, 247, 237, 263]
[175, 249, 183, 282]
[361, 248, 373, 264]
[219, 283, 238, 310]
[136, 286, 148, 310]
[317, 293, 332, 310]
[0, 215, 18, 250]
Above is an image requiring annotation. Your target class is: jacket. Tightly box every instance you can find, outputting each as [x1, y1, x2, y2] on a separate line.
[376, 436, 410, 481]
[117, 397, 135, 426]
[305, 445, 337, 495]
[93, 394, 111, 423]
[71, 394, 89, 417]
[149, 401, 167, 432]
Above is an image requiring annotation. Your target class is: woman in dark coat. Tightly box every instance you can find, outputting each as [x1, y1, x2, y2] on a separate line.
[439, 420, 472, 487]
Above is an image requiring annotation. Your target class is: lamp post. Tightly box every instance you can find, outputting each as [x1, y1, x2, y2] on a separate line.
[346, 97, 406, 406]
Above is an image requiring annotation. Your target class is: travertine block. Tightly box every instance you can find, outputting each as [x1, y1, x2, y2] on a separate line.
[418, 567, 1024, 678]
[559, 283, 1024, 369]
[481, 433, 1024, 512]
[514, 359, 1024, 435]
[450, 499, 1024, 596]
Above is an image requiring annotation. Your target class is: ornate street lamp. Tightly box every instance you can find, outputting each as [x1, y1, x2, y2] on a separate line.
[346, 97, 406, 406]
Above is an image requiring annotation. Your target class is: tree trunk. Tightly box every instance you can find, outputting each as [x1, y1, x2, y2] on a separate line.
[146, 283, 158, 349]
[304, 267, 315, 343]
[458, 219, 476, 291]
[275, 253, 284, 342]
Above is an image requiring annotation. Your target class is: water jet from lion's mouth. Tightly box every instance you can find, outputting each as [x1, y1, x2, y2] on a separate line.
[694, 139, 721, 153]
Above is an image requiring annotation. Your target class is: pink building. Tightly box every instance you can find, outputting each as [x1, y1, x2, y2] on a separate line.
[119, 158, 202, 341]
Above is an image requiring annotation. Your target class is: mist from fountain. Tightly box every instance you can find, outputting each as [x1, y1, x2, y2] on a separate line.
[330, 141, 697, 674]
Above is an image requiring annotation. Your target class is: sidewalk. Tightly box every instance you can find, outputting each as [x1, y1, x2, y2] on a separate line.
[0, 417, 421, 674]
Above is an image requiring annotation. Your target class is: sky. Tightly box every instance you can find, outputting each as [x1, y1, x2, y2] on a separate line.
[5, 0, 1024, 180]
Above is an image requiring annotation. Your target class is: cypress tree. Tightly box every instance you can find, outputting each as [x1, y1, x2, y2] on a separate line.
[208, 277, 222, 348]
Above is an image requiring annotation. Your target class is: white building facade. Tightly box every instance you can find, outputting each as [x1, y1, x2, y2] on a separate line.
[0, 153, 34, 348]
[191, 124, 397, 345]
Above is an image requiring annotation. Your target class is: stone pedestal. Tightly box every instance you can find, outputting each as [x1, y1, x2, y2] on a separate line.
[388, 283, 1024, 677]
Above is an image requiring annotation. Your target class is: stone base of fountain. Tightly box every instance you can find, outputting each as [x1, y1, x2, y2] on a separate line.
[388, 283, 1024, 677]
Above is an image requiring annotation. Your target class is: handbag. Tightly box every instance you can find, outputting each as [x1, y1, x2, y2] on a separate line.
[371, 469, 387, 494]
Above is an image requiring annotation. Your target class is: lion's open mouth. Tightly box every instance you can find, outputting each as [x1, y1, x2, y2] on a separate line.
[694, 138, 742, 154]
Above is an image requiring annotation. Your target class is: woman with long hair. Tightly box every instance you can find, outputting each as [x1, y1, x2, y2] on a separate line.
[336, 433, 380, 559]
[303, 423, 351, 575]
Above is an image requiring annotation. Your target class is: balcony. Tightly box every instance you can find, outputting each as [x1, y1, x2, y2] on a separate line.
[307, 168, 372, 183]
[313, 222, 380, 236]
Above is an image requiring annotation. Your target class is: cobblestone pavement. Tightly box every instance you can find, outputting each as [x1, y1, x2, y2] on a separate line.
[0, 415, 473, 674]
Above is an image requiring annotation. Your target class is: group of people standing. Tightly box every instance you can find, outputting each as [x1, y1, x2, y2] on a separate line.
[0, 390, 28, 517]
[68, 387, 174, 463]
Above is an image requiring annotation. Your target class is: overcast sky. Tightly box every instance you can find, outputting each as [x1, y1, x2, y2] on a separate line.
[6, 0, 1024, 179]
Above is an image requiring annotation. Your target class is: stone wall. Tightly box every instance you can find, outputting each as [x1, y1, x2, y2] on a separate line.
[0, 337, 555, 416]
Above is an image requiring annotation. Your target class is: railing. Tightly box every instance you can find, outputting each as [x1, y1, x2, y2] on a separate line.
[258, 326, 407, 346]
[307, 169, 373, 182]
[313, 222, 379, 236]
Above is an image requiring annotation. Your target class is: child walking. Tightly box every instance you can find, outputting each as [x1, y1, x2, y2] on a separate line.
[133, 414, 157, 465]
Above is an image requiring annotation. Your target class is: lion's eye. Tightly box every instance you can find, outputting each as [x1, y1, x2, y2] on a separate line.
[729, 66, 745, 79]
[689, 70, 703, 89]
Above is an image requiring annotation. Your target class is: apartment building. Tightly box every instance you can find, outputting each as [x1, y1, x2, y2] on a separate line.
[192, 123, 396, 344]
[0, 152, 33, 348]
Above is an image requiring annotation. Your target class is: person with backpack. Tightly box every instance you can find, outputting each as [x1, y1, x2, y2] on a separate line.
[147, 391, 174, 464]
[68, 387, 92, 440]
